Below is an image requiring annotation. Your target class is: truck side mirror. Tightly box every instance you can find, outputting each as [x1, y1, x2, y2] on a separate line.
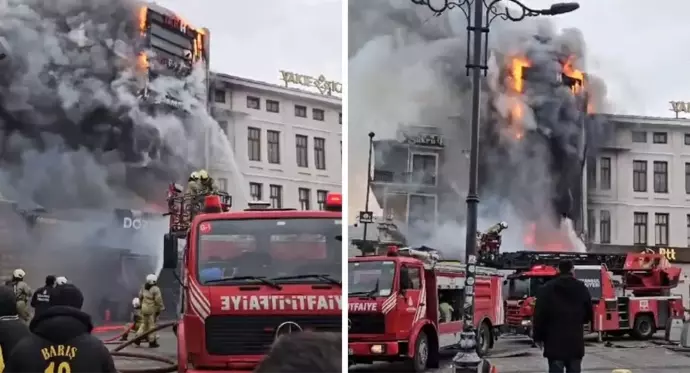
[163, 234, 178, 269]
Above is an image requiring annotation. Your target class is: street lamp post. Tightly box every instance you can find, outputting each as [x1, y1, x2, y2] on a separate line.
[408, 1, 579, 372]
[361, 132, 376, 241]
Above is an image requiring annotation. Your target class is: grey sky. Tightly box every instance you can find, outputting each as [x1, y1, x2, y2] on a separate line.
[526, 0, 690, 117]
[156, 0, 342, 84]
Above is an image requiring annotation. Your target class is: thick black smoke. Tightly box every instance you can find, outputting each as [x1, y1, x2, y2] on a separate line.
[0, 0, 221, 314]
[349, 0, 611, 254]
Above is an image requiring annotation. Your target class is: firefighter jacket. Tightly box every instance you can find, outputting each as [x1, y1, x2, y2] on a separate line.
[12, 282, 31, 304]
[132, 308, 142, 323]
[199, 178, 219, 194]
[138, 285, 164, 316]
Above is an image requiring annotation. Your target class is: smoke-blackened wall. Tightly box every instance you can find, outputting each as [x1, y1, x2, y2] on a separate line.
[349, 0, 611, 255]
[0, 0, 232, 312]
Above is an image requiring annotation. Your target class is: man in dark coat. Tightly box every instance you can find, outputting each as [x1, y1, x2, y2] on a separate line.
[0, 286, 31, 372]
[31, 275, 56, 316]
[3, 284, 116, 372]
[533, 259, 593, 373]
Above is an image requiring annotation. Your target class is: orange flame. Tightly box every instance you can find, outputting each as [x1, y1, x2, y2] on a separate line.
[562, 57, 585, 95]
[523, 222, 570, 251]
[508, 57, 531, 140]
[136, 52, 149, 71]
[138, 6, 148, 36]
[511, 57, 531, 93]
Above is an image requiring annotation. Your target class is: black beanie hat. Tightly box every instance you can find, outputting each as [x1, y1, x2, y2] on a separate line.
[49, 284, 84, 309]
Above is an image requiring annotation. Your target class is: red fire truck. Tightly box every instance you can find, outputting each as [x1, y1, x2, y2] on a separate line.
[485, 250, 685, 340]
[162, 191, 343, 372]
[348, 246, 504, 372]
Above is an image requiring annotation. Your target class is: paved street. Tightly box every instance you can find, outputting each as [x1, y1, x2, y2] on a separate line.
[351, 334, 690, 373]
[96, 328, 178, 372]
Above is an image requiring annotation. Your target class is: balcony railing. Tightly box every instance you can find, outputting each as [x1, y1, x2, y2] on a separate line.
[372, 170, 436, 186]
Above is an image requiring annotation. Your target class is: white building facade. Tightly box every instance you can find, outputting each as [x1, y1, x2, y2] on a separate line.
[587, 114, 690, 249]
[208, 73, 342, 210]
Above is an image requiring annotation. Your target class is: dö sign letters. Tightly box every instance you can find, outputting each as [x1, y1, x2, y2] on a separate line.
[279, 70, 342, 96]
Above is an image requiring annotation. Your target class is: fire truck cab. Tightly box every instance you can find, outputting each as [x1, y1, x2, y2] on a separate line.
[163, 192, 343, 372]
[492, 251, 685, 340]
[348, 246, 504, 372]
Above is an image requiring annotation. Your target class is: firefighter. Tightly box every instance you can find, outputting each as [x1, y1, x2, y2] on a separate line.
[187, 171, 201, 194]
[30, 275, 56, 316]
[439, 294, 454, 323]
[198, 169, 218, 194]
[9, 269, 32, 323]
[120, 297, 142, 342]
[136, 274, 164, 348]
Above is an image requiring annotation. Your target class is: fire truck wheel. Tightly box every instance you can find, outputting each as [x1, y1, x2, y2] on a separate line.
[407, 332, 429, 372]
[477, 321, 492, 357]
[632, 314, 655, 340]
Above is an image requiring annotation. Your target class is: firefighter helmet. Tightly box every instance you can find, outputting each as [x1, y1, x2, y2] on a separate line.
[12, 269, 25, 279]
[146, 274, 157, 284]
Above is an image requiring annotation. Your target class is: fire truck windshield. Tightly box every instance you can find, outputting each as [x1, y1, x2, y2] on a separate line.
[508, 276, 551, 299]
[348, 261, 395, 297]
[196, 218, 341, 285]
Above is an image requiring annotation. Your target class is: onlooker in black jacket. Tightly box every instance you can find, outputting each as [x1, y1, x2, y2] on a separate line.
[0, 286, 31, 372]
[533, 259, 594, 373]
[4, 284, 116, 373]
[31, 276, 56, 316]
[255, 332, 341, 373]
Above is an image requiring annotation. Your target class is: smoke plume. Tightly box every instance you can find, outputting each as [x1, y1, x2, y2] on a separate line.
[348, 0, 611, 257]
[0, 0, 240, 314]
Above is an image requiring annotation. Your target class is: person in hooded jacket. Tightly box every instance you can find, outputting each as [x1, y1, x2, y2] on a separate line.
[533, 259, 593, 373]
[0, 286, 31, 373]
[30, 276, 56, 317]
[3, 283, 116, 373]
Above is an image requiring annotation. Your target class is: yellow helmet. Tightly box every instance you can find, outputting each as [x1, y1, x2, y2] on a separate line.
[198, 169, 209, 180]
[190, 171, 200, 181]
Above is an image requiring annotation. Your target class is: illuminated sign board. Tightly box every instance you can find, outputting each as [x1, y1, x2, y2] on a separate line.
[279, 71, 342, 96]
[669, 101, 690, 117]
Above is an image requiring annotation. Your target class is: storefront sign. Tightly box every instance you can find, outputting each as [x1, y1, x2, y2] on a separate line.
[279, 71, 342, 96]
[590, 244, 688, 263]
[669, 101, 690, 117]
[401, 132, 444, 147]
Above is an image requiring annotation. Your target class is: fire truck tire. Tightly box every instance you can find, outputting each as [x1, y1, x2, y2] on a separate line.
[477, 321, 492, 357]
[632, 314, 655, 340]
[407, 332, 429, 372]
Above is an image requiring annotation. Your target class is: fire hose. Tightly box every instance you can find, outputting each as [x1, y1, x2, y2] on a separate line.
[97, 321, 179, 373]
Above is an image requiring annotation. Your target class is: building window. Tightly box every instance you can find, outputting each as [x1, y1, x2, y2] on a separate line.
[312, 108, 325, 121]
[686, 163, 690, 194]
[408, 194, 436, 228]
[267, 130, 281, 164]
[269, 185, 283, 208]
[266, 99, 280, 113]
[246, 96, 260, 110]
[587, 160, 596, 189]
[600, 210, 611, 244]
[214, 89, 225, 103]
[587, 209, 595, 242]
[339, 112, 342, 124]
[296, 135, 308, 168]
[249, 182, 262, 201]
[655, 213, 669, 246]
[294, 105, 307, 118]
[652, 132, 668, 144]
[316, 190, 328, 210]
[298, 188, 311, 210]
[600, 157, 611, 190]
[632, 160, 647, 192]
[411, 154, 437, 185]
[247, 127, 261, 161]
[653, 161, 668, 193]
[632, 131, 646, 143]
[217, 178, 228, 192]
[314, 137, 326, 170]
[633, 212, 648, 245]
[685, 133, 690, 145]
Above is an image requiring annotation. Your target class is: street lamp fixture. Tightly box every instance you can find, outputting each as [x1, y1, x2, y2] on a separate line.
[361, 132, 376, 241]
[408, 0, 579, 372]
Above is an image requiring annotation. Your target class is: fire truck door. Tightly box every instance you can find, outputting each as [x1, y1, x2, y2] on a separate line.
[398, 265, 424, 329]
